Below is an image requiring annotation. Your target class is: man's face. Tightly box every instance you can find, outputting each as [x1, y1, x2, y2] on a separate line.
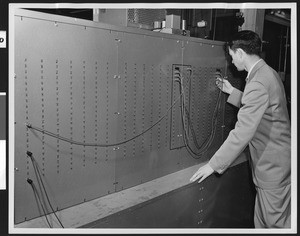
[228, 48, 244, 71]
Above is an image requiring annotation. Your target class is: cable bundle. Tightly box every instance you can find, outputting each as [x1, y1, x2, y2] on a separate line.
[175, 69, 222, 159]
[26, 151, 64, 228]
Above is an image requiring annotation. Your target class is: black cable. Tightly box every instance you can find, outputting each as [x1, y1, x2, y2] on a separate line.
[27, 178, 52, 228]
[29, 153, 65, 228]
[184, 92, 221, 158]
[25, 75, 186, 148]
[176, 69, 222, 159]
[27, 151, 65, 228]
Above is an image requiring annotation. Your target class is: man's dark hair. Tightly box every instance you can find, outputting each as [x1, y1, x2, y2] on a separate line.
[226, 30, 262, 56]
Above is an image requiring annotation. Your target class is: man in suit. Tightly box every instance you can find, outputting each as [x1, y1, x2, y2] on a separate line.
[190, 30, 291, 228]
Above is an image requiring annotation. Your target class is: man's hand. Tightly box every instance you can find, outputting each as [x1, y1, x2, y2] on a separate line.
[190, 163, 214, 183]
[215, 73, 234, 95]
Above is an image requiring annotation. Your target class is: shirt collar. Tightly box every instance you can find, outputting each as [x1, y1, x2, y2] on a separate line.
[246, 58, 263, 81]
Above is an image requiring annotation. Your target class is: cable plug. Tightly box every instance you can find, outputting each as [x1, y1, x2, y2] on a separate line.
[27, 178, 33, 185]
[26, 151, 33, 157]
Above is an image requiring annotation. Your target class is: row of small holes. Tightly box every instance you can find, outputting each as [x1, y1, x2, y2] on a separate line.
[56, 59, 60, 174]
[141, 64, 146, 153]
[40, 59, 45, 174]
[165, 65, 170, 148]
[24, 58, 29, 176]
[105, 62, 109, 161]
[157, 65, 162, 149]
[123, 63, 128, 158]
[69, 60, 73, 170]
[196, 68, 202, 140]
[82, 61, 86, 167]
[201, 69, 208, 142]
[94, 61, 98, 164]
[132, 64, 137, 157]
[149, 65, 154, 150]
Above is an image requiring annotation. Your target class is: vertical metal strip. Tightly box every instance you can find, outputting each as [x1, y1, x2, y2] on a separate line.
[105, 61, 109, 161]
[94, 61, 98, 164]
[123, 62, 128, 159]
[133, 64, 137, 157]
[197, 67, 201, 139]
[222, 62, 228, 142]
[40, 59, 45, 174]
[205, 67, 209, 140]
[186, 66, 191, 137]
[24, 58, 30, 177]
[157, 65, 162, 149]
[181, 41, 185, 144]
[141, 64, 146, 153]
[165, 65, 170, 148]
[56, 59, 60, 174]
[115, 34, 121, 191]
[150, 65, 154, 151]
[202, 67, 205, 138]
[170, 64, 176, 150]
[82, 60, 86, 167]
[190, 66, 195, 136]
[69, 60, 73, 170]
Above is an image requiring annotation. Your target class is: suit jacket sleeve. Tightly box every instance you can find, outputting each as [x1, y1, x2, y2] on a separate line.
[208, 81, 269, 174]
[227, 88, 243, 108]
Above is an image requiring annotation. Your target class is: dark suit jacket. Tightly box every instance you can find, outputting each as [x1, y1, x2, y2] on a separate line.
[209, 59, 291, 190]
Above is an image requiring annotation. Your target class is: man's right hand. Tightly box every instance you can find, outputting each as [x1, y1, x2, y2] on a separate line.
[215, 73, 234, 95]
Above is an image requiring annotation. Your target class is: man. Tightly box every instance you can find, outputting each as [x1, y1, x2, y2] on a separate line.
[190, 30, 291, 228]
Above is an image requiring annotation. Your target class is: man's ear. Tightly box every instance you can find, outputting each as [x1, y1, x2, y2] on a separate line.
[236, 48, 245, 59]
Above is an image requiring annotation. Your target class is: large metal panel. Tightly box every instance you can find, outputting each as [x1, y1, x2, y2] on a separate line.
[14, 9, 228, 224]
[14, 13, 119, 223]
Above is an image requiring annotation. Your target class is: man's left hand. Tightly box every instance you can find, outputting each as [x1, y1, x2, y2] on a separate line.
[190, 163, 214, 183]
